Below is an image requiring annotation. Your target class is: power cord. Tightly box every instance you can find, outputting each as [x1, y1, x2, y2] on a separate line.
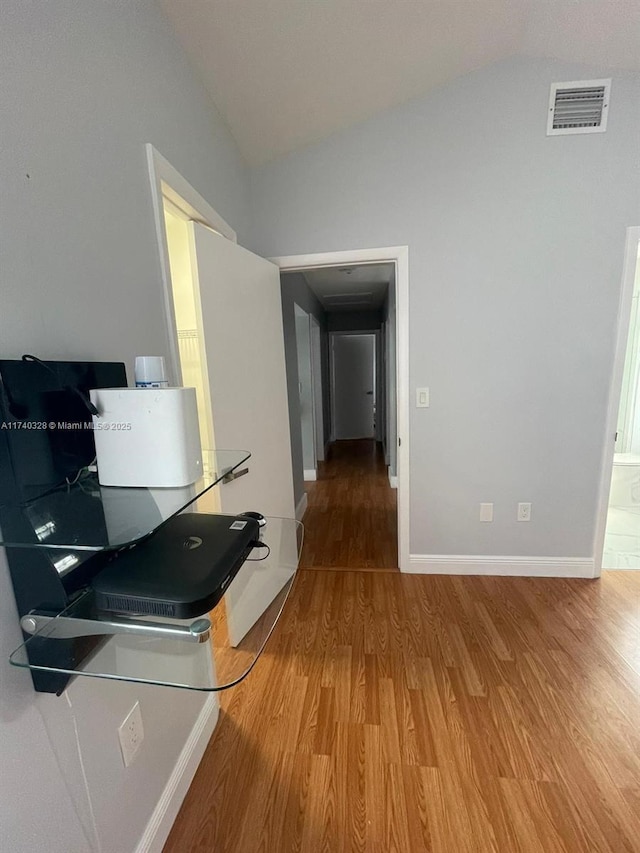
[65, 457, 97, 487]
[21, 354, 100, 416]
[247, 540, 271, 561]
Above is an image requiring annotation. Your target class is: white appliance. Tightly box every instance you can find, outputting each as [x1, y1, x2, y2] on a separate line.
[89, 387, 202, 487]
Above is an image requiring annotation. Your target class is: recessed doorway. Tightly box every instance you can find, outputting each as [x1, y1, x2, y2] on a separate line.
[601, 232, 640, 569]
[595, 226, 640, 574]
[275, 248, 409, 571]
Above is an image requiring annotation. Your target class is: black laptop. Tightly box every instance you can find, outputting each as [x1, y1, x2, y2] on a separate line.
[91, 512, 260, 618]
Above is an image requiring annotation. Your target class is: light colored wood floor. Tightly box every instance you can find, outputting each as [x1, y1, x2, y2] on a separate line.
[300, 439, 398, 570]
[164, 569, 640, 852]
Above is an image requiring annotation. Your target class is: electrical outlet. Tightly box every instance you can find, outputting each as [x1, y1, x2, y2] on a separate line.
[479, 502, 493, 522]
[517, 502, 532, 522]
[118, 701, 144, 767]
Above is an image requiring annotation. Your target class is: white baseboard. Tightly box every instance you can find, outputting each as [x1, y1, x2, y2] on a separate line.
[387, 467, 398, 489]
[135, 694, 219, 853]
[406, 554, 595, 578]
[296, 492, 308, 521]
[303, 469, 317, 482]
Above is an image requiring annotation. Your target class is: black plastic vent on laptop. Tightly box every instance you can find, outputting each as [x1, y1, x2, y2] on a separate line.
[98, 595, 175, 617]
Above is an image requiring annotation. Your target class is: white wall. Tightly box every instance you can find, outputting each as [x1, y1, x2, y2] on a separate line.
[250, 57, 640, 560]
[327, 310, 382, 332]
[0, 551, 91, 851]
[280, 273, 329, 508]
[0, 0, 249, 371]
[0, 2, 249, 851]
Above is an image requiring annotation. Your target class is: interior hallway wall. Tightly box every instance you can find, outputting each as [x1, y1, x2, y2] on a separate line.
[280, 272, 330, 510]
[295, 305, 316, 472]
[0, 2, 251, 851]
[327, 309, 382, 332]
[251, 57, 640, 560]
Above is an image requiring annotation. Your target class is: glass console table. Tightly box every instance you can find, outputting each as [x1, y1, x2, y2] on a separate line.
[0, 449, 252, 551]
[2, 451, 303, 692]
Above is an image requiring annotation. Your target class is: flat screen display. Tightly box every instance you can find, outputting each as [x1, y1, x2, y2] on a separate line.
[0, 358, 127, 502]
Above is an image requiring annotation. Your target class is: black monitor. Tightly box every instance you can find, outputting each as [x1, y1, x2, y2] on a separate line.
[0, 358, 127, 503]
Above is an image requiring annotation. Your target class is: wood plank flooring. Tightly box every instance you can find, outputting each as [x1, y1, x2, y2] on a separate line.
[300, 439, 397, 570]
[164, 569, 640, 853]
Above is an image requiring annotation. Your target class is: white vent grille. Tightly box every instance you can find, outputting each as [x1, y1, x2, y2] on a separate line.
[547, 79, 611, 136]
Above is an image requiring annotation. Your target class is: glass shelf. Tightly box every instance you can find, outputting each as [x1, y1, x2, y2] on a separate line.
[0, 449, 250, 551]
[9, 517, 303, 691]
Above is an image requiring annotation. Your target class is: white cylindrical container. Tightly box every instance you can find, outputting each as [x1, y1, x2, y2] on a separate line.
[134, 356, 168, 388]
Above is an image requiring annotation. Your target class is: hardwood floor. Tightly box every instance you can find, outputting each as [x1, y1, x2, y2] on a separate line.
[300, 439, 397, 570]
[164, 569, 640, 852]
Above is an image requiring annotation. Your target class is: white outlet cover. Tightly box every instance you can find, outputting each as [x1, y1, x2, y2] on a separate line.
[416, 387, 429, 408]
[118, 701, 144, 767]
[517, 502, 532, 522]
[479, 502, 493, 522]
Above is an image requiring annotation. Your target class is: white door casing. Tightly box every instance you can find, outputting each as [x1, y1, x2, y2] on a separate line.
[271, 246, 409, 573]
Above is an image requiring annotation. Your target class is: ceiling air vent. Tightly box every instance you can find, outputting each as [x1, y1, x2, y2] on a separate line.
[547, 79, 611, 136]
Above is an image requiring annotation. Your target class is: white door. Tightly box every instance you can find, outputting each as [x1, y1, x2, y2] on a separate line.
[332, 333, 376, 439]
[191, 224, 295, 520]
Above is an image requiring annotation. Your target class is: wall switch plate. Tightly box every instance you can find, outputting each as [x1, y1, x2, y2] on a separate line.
[416, 387, 429, 408]
[479, 502, 493, 522]
[118, 701, 144, 767]
[517, 502, 532, 522]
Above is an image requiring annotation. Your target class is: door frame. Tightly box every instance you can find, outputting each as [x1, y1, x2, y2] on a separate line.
[593, 225, 640, 576]
[271, 246, 410, 573]
[329, 330, 378, 441]
[145, 144, 236, 385]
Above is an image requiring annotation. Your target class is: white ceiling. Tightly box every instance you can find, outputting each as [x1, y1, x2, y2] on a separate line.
[160, 0, 640, 166]
[300, 263, 394, 313]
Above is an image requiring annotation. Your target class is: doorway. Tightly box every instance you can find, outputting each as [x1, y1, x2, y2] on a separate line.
[595, 227, 640, 573]
[147, 145, 298, 652]
[272, 246, 409, 571]
[146, 144, 295, 521]
[162, 200, 217, 490]
[601, 233, 640, 569]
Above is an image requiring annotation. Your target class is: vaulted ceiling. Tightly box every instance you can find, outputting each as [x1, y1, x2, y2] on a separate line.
[160, 0, 640, 166]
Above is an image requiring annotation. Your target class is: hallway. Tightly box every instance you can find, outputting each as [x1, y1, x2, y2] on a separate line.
[300, 439, 398, 570]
